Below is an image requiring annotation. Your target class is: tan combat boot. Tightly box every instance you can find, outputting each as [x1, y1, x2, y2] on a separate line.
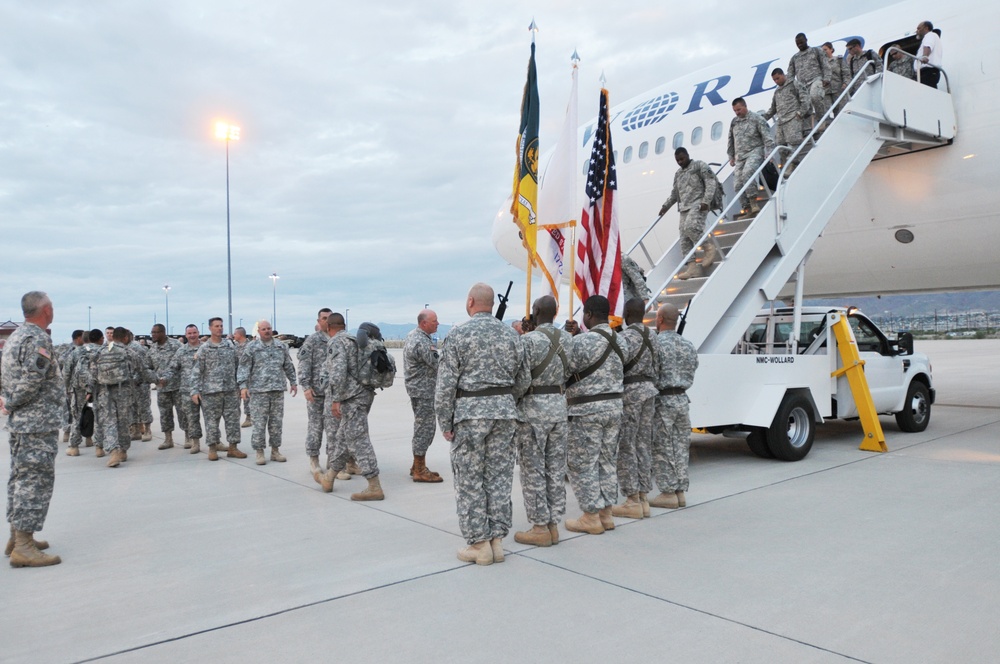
[611, 495, 644, 520]
[66, 447, 80, 457]
[183, 437, 192, 449]
[207, 444, 219, 461]
[565, 512, 605, 535]
[685, 262, 704, 279]
[141, 424, 152, 442]
[337, 470, 352, 480]
[9, 530, 61, 568]
[6, 526, 49, 557]
[85, 437, 94, 447]
[701, 243, 719, 269]
[95, 445, 105, 458]
[675, 264, 692, 280]
[241, 415, 252, 428]
[346, 459, 361, 476]
[312, 467, 334, 493]
[189, 439, 200, 454]
[514, 525, 553, 547]
[158, 431, 174, 450]
[548, 523, 560, 545]
[456, 541, 493, 566]
[308, 456, 321, 473]
[490, 538, 505, 563]
[226, 444, 247, 459]
[106, 448, 124, 468]
[639, 492, 651, 518]
[270, 448, 286, 462]
[411, 455, 443, 483]
[598, 506, 616, 531]
[130, 424, 141, 441]
[676, 490, 687, 507]
[351, 475, 384, 501]
[649, 491, 680, 509]
[255, 449, 266, 465]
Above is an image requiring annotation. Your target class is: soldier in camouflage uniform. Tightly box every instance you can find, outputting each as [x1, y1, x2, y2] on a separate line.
[149, 324, 184, 449]
[63, 330, 100, 454]
[404, 308, 444, 483]
[512, 295, 572, 547]
[649, 304, 699, 510]
[233, 326, 252, 428]
[563, 295, 628, 535]
[787, 33, 832, 125]
[1, 291, 63, 567]
[728, 97, 775, 218]
[162, 324, 202, 449]
[435, 283, 528, 566]
[620, 255, 652, 303]
[612, 298, 659, 520]
[822, 42, 851, 114]
[192, 317, 247, 461]
[658, 147, 720, 279]
[89, 327, 143, 468]
[764, 68, 811, 170]
[888, 48, 917, 81]
[56, 332, 81, 442]
[845, 38, 884, 95]
[127, 330, 155, 442]
[297, 309, 331, 473]
[238, 320, 297, 465]
[312, 312, 385, 501]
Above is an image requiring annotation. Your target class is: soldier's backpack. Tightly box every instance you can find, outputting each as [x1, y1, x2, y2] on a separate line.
[95, 344, 130, 385]
[356, 323, 396, 390]
[71, 348, 94, 390]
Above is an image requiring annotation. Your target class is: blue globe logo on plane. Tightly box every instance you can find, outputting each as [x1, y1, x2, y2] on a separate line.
[621, 92, 679, 131]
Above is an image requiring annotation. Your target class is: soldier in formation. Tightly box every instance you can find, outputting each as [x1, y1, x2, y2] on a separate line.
[403, 308, 444, 483]
[192, 317, 247, 461]
[658, 147, 720, 279]
[237, 319, 297, 465]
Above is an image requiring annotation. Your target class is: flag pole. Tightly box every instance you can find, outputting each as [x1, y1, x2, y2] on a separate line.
[524, 19, 539, 319]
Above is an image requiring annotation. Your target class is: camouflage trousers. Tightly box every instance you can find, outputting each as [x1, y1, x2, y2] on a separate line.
[95, 384, 131, 452]
[734, 149, 765, 209]
[652, 395, 691, 492]
[567, 409, 621, 513]
[180, 395, 202, 441]
[68, 388, 89, 447]
[249, 391, 284, 450]
[451, 418, 516, 545]
[322, 394, 342, 460]
[200, 391, 240, 447]
[156, 389, 188, 433]
[409, 396, 436, 457]
[806, 78, 829, 122]
[131, 383, 153, 425]
[305, 396, 326, 457]
[775, 118, 804, 152]
[6, 431, 57, 533]
[617, 394, 655, 497]
[515, 418, 567, 526]
[327, 391, 378, 479]
[678, 207, 709, 262]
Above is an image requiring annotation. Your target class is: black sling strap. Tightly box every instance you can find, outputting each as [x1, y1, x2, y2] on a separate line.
[530, 327, 569, 381]
[623, 326, 654, 374]
[566, 328, 624, 387]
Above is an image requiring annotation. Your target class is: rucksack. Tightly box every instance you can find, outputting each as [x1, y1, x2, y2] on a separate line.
[96, 344, 130, 385]
[356, 323, 397, 390]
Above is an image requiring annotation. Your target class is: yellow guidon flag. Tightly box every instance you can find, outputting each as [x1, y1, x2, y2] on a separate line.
[511, 41, 540, 259]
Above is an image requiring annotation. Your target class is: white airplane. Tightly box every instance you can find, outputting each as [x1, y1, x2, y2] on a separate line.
[493, 0, 1000, 299]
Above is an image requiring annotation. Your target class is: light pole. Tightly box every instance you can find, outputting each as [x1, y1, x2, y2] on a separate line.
[163, 285, 171, 335]
[87, 305, 91, 329]
[215, 121, 241, 336]
[345, 308, 350, 332]
[269, 272, 279, 331]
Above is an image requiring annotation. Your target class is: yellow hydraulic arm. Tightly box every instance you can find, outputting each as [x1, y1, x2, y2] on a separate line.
[829, 312, 888, 453]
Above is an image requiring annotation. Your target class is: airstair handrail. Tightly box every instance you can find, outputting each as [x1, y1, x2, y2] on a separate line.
[884, 46, 951, 93]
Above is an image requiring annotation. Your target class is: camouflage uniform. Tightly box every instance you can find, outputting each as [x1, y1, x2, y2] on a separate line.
[297, 330, 330, 457]
[63, 343, 97, 448]
[192, 339, 240, 447]
[128, 340, 155, 430]
[2, 322, 64, 533]
[237, 338, 297, 451]
[620, 255, 652, 303]
[651, 329, 698, 493]
[660, 159, 719, 260]
[234, 338, 250, 418]
[435, 312, 528, 545]
[55, 342, 74, 432]
[515, 323, 572, 527]
[324, 331, 379, 477]
[888, 55, 917, 81]
[728, 110, 775, 209]
[846, 49, 884, 94]
[787, 45, 832, 120]
[617, 323, 659, 498]
[163, 343, 202, 440]
[826, 53, 851, 112]
[403, 327, 439, 456]
[149, 337, 185, 433]
[89, 342, 136, 453]
[565, 323, 627, 513]
[763, 78, 810, 148]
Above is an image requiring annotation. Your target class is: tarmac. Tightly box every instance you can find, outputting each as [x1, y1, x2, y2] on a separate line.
[3, 339, 999, 664]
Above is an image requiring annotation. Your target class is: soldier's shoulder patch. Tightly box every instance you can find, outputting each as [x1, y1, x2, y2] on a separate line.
[38, 346, 51, 359]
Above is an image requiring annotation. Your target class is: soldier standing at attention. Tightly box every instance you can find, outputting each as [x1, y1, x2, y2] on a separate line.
[787, 32, 832, 126]
[312, 313, 385, 501]
[162, 324, 203, 450]
[513, 295, 572, 547]
[612, 298, 659, 521]
[404, 308, 444, 483]
[435, 283, 528, 566]
[2, 291, 62, 567]
[658, 147, 720, 280]
[297, 308, 332, 473]
[563, 295, 628, 535]
[728, 98, 775, 219]
[233, 326, 252, 428]
[649, 304, 699, 510]
[89, 327, 140, 468]
[149, 324, 184, 450]
[763, 68, 810, 167]
[238, 320, 297, 465]
[192, 317, 247, 462]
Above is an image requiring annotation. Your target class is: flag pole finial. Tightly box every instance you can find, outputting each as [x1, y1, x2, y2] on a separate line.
[528, 18, 538, 43]
[571, 49, 580, 65]
[600, 70, 607, 87]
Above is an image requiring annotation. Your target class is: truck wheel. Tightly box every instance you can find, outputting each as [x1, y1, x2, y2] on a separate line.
[895, 381, 931, 432]
[767, 394, 815, 461]
[746, 429, 774, 458]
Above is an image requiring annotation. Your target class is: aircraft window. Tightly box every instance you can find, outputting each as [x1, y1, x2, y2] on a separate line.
[613, 150, 618, 163]
[711, 121, 723, 141]
[623, 146, 633, 163]
[672, 132, 683, 149]
[691, 126, 703, 145]
[638, 141, 649, 159]
[655, 137, 666, 154]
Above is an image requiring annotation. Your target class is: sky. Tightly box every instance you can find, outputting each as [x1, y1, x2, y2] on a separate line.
[1, 0, 901, 339]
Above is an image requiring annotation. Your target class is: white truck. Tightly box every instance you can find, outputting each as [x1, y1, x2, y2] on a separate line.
[688, 306, 934, 461]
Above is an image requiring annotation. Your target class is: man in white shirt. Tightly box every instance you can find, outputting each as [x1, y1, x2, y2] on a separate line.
[914, 21, 943, 88]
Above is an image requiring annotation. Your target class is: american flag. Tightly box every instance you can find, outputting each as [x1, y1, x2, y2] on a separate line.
[573, 88, 623, 318]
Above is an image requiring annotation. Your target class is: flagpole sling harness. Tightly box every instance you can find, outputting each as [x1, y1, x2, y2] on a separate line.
[525, 327, 569, 396]
[565, 329, 624, 406]
[622, 326, 655, 386]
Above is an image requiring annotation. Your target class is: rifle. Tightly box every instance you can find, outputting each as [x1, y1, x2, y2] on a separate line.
[677, 300, 691, 336]
[495, 281, 514, 321]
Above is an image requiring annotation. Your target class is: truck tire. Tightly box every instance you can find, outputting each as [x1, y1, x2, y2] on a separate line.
[895, 380, 931, 432]
[766, 393, 816, 461]
[746, 429, 775, 458]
